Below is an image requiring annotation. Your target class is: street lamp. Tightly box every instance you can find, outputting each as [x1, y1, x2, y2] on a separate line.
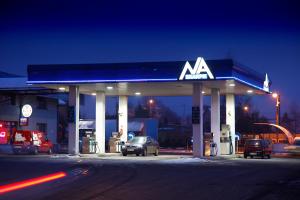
[272, 92, 281, 143]
[272, 92, 281, 125]
[148, 99, 154, 117]
[243, 106, 249, 112]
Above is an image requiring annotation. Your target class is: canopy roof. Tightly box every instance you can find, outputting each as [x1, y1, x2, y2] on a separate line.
[27, 58, 271, 96]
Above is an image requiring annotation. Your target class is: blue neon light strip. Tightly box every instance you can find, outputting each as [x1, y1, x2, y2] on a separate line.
[216, 76, 265, 91]
[27, 76, 267, 92]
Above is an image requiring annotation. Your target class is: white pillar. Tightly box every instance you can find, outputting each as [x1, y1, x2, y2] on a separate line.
[96, 91, 106, 154]
[211, 88, 221, 156]
[226, 94, 236, 154]
[118, 96, 128, 142]
[68, 86, 79, 154]
[192, 83, 203, 157]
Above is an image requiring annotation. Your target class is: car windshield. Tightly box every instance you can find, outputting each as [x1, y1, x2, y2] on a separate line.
[246, 140, 261, 146]
[129, 137, 146, 144]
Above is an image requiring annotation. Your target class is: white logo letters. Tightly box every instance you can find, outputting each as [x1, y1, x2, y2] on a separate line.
[179, 57, 214, 80]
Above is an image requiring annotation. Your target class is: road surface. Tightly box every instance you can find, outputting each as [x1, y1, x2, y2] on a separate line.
[0, 155, 299, 200]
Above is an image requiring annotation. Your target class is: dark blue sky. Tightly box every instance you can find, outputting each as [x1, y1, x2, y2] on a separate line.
[0, 0, 299, 119]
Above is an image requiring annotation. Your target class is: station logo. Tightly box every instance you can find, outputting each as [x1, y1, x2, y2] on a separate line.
[179, 57, 214, 80]
[263, 73, 270, 92]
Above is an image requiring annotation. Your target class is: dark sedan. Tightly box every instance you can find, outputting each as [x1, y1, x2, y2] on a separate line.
[121, 136, 159, 156]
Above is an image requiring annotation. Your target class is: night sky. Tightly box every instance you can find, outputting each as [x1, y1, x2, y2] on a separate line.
[0, 0, 299, 119]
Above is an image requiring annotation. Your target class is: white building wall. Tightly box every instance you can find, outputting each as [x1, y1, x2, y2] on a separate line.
[0, 95, 58, 143]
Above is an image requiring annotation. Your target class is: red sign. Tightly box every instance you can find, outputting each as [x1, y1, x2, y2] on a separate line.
[0, 123, 8, 144]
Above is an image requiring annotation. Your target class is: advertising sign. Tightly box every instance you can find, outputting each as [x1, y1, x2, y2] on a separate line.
[0, 123, 8, 144]
[179, 57, 214, 80]
[19, 117, 29, 126]
[22, 104, 33, 118]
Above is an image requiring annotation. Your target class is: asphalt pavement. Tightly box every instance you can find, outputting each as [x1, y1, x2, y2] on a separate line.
[0, 154, 299, 200]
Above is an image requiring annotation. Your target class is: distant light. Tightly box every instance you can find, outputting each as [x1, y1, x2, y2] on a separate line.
[243, 106, 249, 111]
[106, 86, 113, 90]
[91, 93, 96, 96]
[229, 83, 235, 87]
[272, 93, 278, 98]
[58, 87, 66, 91]
[202, 91, 205, 94]
[247, 90, 253, 93]
[149, 99, 154, 104]
[0, 171, 66, 194]
[135, 92, 141, 96]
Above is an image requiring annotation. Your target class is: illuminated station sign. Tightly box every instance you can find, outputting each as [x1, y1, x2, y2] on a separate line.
[179, 57, 214, 80]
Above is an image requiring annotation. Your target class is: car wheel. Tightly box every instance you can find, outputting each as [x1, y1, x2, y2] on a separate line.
[122, 152, 127, 156]
[32, 147, 38, 155]
[250, 155, 253, 159]
[267, 155, 271, 159]
[136, 154, 140, 156]
[154, 148, 159, 156]
[244, 154, 247, 159]
[142, 149, 147, 156]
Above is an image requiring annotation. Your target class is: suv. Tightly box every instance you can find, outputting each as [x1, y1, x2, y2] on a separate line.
[244, 139, 272, 159]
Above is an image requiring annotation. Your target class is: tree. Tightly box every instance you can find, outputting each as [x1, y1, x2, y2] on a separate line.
[134, 104, 149, 118]
[288, 102, 300, 133]
[235, 96, 271, 134]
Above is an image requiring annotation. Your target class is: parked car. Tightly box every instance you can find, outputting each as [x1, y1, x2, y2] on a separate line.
[284, 137, 300, 154]
[121, 136, 159, 156]
[244, 139, 272, 159]
[12, 130, 53, 154]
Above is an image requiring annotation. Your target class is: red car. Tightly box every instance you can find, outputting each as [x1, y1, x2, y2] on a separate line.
[12, 130, 53, 154]
[244, 139, 272, 159]
[0, 123, 9, 144]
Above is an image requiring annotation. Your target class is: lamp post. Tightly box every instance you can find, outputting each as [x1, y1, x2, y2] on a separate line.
[148, 99, 154, 117]
[272, 93, 281, 125]
[272, 92, 281, 143]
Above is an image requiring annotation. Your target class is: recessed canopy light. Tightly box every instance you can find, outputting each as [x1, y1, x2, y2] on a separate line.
[247, 90, 253, 93]
[58, 87, 66, 91]
[202, 91, 205, 94]
[229, 83, 235, 87]
[106, 86, 113, 90]
[135, 92, 141, 96]
[91, 93, 96, 96]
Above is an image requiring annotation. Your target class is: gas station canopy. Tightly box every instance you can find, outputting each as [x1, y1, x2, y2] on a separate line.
[27, 58, 271, 96]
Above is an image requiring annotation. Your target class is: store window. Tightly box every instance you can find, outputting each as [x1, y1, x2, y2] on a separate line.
[36, 123, 47, 133]
[80, 94, 85, 106]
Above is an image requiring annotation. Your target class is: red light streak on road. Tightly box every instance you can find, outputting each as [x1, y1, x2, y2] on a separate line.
[0, 171, 66, 194]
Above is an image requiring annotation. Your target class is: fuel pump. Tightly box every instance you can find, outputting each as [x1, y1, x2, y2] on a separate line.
[220, 124, 233, 155]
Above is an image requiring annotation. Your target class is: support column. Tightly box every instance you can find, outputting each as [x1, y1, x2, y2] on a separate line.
[118, 96, 128, 142]
[68, 85, 79, 154]
[226, 94, 236, 154]
[211, 88, 221, 156]
[96, 91, 106, 154]
[192, 83, 204, 157]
